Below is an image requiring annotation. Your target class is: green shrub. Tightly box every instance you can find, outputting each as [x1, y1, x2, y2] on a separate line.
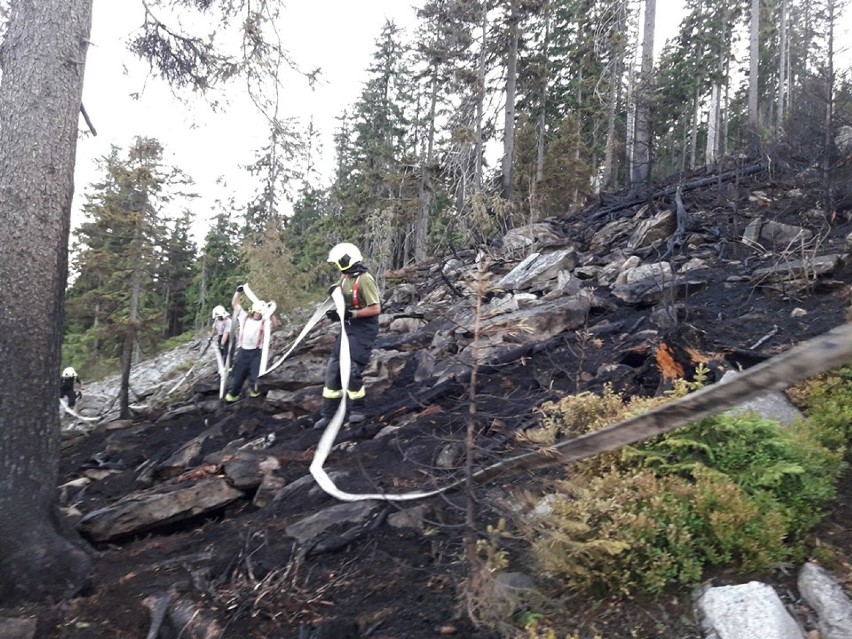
[790, 365, 852, 454]
[528, 468, 788, 595]
[526, 381, 846, 596]
[623, 412, 843, 538]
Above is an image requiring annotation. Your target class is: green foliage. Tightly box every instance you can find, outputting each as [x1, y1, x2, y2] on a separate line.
[536, 115, 597, 215]
[159, 210, 197, 337]
[526, 381, 847, 596]
[61, 331, 119, 381]
[625, 412, 843, 539]
[190, 207, 243, 328]
[284, 186, 339, 290]
[329, 21, 421, 270]
[65, 137, 196, 373]
[242, 220, 314, 311]
[536, 384, 628, 442]
[529, 468, 789, 596]
[476, 519, 511, 573]
[790, 365, 852, 454]
[159, 331, 195, 352]
[515, 609, 545, 630]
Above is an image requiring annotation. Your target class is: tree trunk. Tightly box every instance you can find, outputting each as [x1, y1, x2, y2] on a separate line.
[474, 4, 488, 190]
[197, 256, 208, 330]
[603, 0, 628, 190]
[414, 66, 438, 263]
[689, 85, 699, 169]
[501, 0, 519, 201]
[120, 218, 144, 417]
[93, 296, 101, 354]
[680, 105, 689, 173]
[777, 0, 787, 132]
[705, 82, 720, 165]
[534, 3, 551, 191]
[625, 61, 636, 178]
[821, 0, 836, 220]
[722, 52, 731, 158]
[631, 0, 655, 187]
[0, 0, 94, 602]
[747, 0, 760, 153]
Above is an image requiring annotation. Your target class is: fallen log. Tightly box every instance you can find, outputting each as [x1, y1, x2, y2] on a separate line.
[142, 591, 172, 639]
[469, 321, 852, 484]
[589, 161, 768, 221]
[167, 597, 224, 639]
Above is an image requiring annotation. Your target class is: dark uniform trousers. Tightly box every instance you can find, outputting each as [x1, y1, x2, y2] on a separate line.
[321, 316, 379, 418]
[229, 348, 262, 396]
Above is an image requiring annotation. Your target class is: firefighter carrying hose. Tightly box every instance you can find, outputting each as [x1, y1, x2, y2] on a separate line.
[314, 242, 382, 429]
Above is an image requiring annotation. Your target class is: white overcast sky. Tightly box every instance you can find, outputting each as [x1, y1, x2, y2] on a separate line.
[74, 0, 422, 239]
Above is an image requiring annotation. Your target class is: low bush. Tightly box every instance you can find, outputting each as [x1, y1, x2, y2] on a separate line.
[524, 376, 847, 596]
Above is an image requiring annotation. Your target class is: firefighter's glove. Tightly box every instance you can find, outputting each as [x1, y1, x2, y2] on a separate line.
[325, 308, 352, 322]
[236, 285, 244, 293]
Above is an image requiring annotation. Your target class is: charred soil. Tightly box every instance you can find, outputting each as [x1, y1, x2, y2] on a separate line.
[7, 163, 852, 639]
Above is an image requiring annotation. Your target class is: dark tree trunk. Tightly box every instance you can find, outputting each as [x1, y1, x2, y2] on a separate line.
[414, 66, 438, 263]
[0, 0, 94, 602]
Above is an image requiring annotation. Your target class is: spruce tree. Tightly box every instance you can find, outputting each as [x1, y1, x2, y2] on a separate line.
[66, 138, 192, 414]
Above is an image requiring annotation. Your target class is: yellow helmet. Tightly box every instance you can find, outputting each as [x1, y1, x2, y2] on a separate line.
[327, 243, 363, 271]
[251, 301, 267, 315]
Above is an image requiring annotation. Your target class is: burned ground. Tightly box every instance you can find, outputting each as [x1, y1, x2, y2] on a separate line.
[6, 161, 852, 639]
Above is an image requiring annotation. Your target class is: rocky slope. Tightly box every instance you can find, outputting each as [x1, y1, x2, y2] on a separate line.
[7, 161, 852, 639]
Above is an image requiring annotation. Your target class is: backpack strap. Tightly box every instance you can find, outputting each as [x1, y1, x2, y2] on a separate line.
[352, 275, 361, 309]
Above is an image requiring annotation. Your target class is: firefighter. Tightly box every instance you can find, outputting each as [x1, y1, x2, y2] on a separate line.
[60, 367, 83, 408]
[224, 288, 276, 402]
[314, 242, 381, 429]
[210, 305, 232, 358]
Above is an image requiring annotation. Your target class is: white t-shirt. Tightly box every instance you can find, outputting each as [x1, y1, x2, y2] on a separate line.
[237, 310, 263, 350]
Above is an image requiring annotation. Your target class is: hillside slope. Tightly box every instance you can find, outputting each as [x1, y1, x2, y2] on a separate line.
[9, 161, 852, 639]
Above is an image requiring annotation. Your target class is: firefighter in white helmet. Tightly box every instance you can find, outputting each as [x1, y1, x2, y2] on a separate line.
[314, 242, 382, 430]
[225, 287, 277, 402]
[210, 305, 232, 358]
[60, 366, 83, 408]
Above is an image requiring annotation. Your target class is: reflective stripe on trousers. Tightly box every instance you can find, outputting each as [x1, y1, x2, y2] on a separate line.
[322, 386, 365, 400]
[323, 318, 378, 400]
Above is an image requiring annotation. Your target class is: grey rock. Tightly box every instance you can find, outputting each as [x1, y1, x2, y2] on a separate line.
[720, 370, 804, 426]
[285, 500, 380, 543]
[696, 581, 805, 639]
[497, 248, 578, 292]
[78, 478, 245, 542]
[798, 562, 852, 639]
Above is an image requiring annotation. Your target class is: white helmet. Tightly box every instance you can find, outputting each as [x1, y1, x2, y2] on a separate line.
[327, 242, 363, 271]
[62, 367, 76, 377]
[212, 305, 227, 319]
[251, 301, 267, 315]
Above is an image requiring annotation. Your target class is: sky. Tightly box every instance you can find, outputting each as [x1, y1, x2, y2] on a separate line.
[74, 0, 422, 240]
